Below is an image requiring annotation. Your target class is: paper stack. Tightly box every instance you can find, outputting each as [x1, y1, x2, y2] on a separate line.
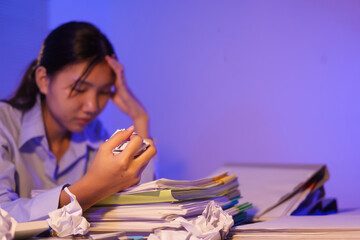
[84, 172, 252, 235]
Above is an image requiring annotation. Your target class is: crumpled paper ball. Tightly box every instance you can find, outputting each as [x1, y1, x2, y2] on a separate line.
[149, 200, 234, 240]
[46, 187, 90, 237]
[0, 208, 17, 240]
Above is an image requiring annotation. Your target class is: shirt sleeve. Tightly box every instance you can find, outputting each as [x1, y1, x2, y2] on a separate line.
[0, 133, 65, 223]
[0, 184, 65, 222]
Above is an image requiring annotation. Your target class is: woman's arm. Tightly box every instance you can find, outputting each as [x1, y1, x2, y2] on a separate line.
[58, 126, 156, 210]
[0, 126, 155, 221]
[0, 133, 65, 222]
[105, 56, 150, 138]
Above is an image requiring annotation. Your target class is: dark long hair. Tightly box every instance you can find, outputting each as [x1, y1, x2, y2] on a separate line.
[4, 21, 115, 111]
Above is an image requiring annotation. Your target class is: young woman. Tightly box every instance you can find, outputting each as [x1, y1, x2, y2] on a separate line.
[0, 21, 156, 222]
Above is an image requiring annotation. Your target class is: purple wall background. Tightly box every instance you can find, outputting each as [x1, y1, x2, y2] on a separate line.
[1, 0, 359, 209]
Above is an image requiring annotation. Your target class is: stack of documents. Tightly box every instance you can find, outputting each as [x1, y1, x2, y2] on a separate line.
[212, 163, 336, 221]
[85, 172, 252, 234]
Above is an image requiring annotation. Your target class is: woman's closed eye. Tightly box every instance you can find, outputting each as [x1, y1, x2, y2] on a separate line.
[73, 85, 89, 94]
[68, 82, 89, 96]
[74, 88, 87, 93]
[70, 79, 89, 92]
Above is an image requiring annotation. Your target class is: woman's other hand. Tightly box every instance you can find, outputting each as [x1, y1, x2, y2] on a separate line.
[60, 126, 156, 210]
[105, 56, 149, 138]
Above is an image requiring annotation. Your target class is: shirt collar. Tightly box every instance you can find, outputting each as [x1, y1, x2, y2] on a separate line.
[71, 129, 103, 150]
[82, 119, 107, 150]
[19, 95, 46, 148]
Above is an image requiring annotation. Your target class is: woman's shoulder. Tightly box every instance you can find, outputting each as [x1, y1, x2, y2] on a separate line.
[0, 101, 22, 142]
[0, 101, 22, 128]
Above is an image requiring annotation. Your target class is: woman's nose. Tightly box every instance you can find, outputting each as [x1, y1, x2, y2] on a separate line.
[83, 94, 99, 114]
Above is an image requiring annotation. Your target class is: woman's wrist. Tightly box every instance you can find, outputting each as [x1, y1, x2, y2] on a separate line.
[132, 114, 150, 138]
[59, 174, 108, 211]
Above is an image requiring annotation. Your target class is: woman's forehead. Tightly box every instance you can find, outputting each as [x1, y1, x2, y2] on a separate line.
[53, 60, 114, 85]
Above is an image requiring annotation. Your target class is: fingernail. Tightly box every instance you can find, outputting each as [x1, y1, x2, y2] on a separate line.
[126, 125, 135, 132]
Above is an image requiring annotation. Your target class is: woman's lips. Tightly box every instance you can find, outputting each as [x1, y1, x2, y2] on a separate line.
[77, 118, 92, 125]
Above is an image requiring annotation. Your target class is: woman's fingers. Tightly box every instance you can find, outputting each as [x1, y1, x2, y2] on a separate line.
[132, 140, 157, 174]
[105, 55, 124, 78]
[119, 134, 144, 160]
[115, 136, 156, 173]
[103, 126, 134, 152]
[105, 56, 128, 102]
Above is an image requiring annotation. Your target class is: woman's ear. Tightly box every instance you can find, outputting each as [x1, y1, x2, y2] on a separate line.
[35, 66, 49, 95]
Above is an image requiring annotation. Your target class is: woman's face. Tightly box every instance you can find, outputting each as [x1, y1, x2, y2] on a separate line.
[44, 60, 114, 133]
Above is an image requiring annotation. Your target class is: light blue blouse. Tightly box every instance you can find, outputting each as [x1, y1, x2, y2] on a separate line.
[0, 97, 107, 222]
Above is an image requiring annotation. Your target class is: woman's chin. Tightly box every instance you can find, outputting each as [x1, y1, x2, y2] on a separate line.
[68, 124, 87, 133]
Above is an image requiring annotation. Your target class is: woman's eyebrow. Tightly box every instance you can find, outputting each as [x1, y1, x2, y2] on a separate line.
[78, 81, 93, 87]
